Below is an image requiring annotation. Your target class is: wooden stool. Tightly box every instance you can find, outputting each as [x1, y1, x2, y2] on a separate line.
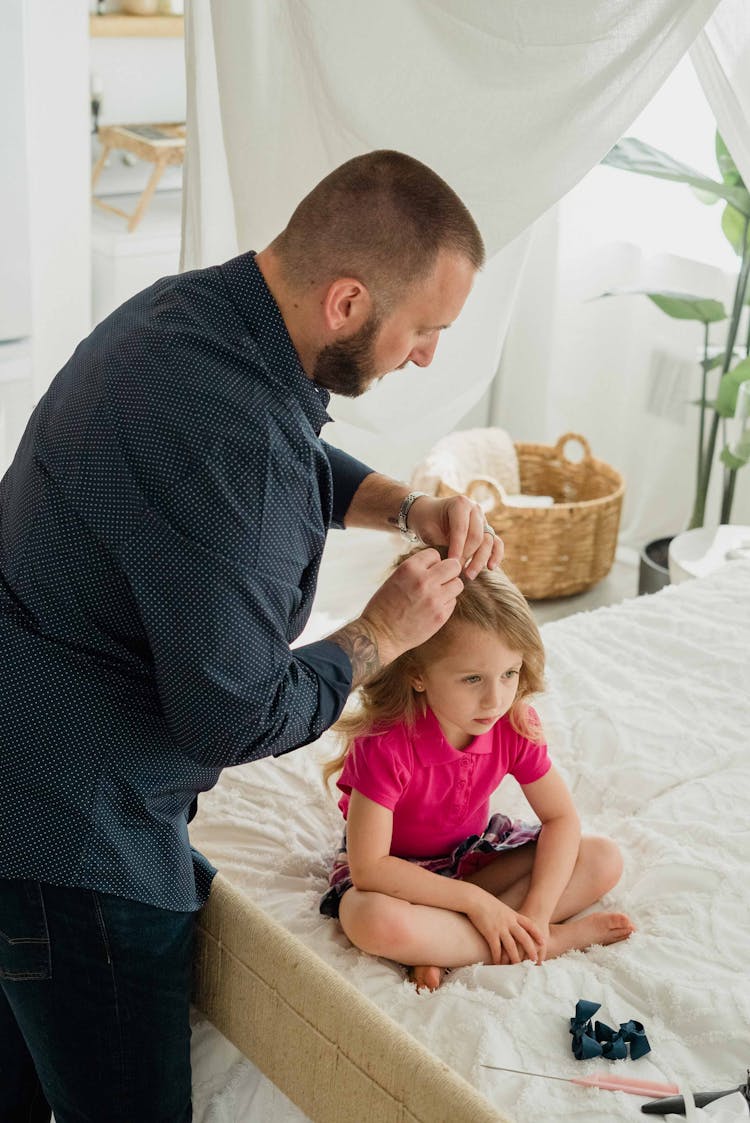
[91, 123, 186, 232]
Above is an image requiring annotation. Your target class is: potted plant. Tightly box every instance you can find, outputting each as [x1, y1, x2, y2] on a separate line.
[599, 133, 750, 592]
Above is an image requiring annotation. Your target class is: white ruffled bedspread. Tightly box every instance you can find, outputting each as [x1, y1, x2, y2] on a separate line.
[189, 535, 750, 1123]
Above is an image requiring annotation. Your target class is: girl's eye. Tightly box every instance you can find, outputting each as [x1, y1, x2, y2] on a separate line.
[502, 669, 520, 680]
[463, 675, 481, 684]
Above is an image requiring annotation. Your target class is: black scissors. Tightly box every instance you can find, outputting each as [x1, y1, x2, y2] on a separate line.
[642, 1070, 750, 1116]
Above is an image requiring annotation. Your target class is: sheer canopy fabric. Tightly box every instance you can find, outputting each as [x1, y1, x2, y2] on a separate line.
[691, 0, 750, 188]
[183, 0, 730, 491]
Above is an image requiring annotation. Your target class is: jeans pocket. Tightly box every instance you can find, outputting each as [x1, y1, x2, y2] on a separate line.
[0, 880, 51, 981]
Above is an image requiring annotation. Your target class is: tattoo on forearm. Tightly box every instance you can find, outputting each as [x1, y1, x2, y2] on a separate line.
[328, 621, 382, 687]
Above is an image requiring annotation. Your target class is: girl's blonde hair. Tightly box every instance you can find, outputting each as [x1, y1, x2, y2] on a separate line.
[323, 548, 546, 788]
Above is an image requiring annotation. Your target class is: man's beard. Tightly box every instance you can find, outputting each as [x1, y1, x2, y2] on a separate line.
[311, 314, 381, 399]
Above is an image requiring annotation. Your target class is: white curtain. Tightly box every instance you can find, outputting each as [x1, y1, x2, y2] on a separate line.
[181, 2, 237, 269]
[182, 0, 745, 522]
[691, 0, 750, 187]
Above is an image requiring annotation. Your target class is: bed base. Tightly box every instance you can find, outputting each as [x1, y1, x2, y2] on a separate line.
[193, 874, 509, 1123]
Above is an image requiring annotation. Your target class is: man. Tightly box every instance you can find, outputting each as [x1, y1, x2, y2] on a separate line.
[0, 150, 500, 1121]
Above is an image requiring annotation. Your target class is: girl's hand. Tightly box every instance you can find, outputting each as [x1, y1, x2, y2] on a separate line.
[466, 893, 545, 965]
[518, 915, 550, 964]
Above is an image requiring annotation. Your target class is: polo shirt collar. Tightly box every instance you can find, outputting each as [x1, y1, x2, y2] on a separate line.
[219, 250, 331, 434]
[411, 706, 494, 764]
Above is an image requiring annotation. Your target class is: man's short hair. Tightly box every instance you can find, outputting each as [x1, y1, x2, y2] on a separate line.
[273, 150, 485, 312]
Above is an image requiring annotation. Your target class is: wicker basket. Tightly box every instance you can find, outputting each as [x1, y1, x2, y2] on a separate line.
[437, 432, 625, 600]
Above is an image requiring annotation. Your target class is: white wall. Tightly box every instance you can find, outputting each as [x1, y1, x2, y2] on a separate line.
[21, 3, 187, 396]
[91, 37, 186, 125]
[89, 29, 186, 197]
[25, 0, 91, 399]
[0, 1, 32, 344]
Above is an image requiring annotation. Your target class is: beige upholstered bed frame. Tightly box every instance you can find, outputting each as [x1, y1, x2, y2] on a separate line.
[193, 874, 510, 1123]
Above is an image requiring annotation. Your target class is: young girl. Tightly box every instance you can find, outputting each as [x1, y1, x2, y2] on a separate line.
[320, 549, 634, 991]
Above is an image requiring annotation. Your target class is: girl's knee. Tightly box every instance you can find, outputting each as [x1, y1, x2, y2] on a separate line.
[339, 891, 414, 956]
[581, 835, 623, 895]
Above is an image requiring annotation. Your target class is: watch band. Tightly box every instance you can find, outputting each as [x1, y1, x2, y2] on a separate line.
[397, 491, 428, 542]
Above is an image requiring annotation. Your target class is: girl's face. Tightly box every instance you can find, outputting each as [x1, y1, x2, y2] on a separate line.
[413, 623, 523, 751]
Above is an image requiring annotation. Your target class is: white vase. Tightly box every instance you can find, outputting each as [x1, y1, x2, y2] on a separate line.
[668, 524, 750, 583]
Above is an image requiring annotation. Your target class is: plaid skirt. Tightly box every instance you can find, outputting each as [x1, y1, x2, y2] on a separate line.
[319, 812, 541, 919]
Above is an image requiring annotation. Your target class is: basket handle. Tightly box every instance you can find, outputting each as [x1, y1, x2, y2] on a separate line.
[464, 475, 508, 512]
[553, 432, 592, 465]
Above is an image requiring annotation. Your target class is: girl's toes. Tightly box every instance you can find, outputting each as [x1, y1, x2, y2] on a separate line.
[408, 965, 445, 991]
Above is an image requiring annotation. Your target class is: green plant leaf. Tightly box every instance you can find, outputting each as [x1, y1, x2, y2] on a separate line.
[716, 358, 750, 417]
[602, 137, 750, 217]
[646, 292, 727, 322]
[691, 186, 721, 206]
[701, 352, 726, 372]
[716, 133, 745, 189]
[721, 203, 750, 256]
[598, 289, 726, 322]
[720, 430, 750, 469]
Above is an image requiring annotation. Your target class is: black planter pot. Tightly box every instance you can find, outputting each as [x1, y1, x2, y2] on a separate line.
[638, 536, 674, 595]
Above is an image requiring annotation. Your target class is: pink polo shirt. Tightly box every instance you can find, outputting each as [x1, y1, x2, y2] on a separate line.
[336, 706, 551, 859]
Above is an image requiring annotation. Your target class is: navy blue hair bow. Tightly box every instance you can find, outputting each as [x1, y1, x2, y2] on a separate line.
[569, 999, 651, 1061]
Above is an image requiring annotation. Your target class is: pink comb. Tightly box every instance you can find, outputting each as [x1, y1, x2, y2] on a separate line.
[480, 1064, 680, 1098]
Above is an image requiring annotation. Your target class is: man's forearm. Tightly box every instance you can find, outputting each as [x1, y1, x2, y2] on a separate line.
[324, 530, 465, 689]
[342, 471, 411, 531]
[325, 617, 385, 689]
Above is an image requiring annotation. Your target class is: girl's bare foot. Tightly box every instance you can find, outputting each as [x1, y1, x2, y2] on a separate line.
[407, 915, 634, 979]
[546, 912, 635, 958]
[408, 965, 446, 992]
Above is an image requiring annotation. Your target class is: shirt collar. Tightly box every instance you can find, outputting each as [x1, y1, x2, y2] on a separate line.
[219, 250, 331, 434]
[411, 705, 495, 764]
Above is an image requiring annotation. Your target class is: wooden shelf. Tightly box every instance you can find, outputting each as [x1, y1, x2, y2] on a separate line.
[89, 13, 184, 37]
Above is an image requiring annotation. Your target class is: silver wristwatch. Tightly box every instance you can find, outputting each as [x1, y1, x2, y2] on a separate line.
[397, 491, 428, 542]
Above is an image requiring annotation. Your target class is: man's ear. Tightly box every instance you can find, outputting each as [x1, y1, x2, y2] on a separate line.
[322, 277, 373, 333]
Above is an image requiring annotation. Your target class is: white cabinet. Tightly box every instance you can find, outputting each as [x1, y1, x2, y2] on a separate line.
[0, 343, 33, 476]
[92, 189, 182, 325]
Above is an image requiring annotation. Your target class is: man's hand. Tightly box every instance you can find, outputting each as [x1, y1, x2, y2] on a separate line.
[326, 549, 464, 687]
[406, 495, 504, 579]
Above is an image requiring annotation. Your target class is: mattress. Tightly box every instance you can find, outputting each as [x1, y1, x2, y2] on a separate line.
[189, 532, 750, 1122]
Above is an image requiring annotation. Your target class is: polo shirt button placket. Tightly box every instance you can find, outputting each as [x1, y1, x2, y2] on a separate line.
[455, 755, 473, 815]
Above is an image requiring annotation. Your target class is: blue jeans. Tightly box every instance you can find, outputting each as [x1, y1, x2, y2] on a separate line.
[0, 879, 194, 1123]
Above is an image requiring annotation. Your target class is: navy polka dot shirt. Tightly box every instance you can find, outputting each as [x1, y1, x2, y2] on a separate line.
[0, 252, 372, 911]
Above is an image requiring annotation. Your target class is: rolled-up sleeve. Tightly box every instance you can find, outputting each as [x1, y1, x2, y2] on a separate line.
[321, 440, 374, 528]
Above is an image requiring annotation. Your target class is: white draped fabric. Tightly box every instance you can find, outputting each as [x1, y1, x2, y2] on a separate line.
[183, 0, 719, 258]
[691, 0, 750, 188]
[182, 0, 750, 539]
[181, 1, 238, 270]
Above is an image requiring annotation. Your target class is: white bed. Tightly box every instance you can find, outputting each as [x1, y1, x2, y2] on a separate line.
[189, 530, 750, 1123]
